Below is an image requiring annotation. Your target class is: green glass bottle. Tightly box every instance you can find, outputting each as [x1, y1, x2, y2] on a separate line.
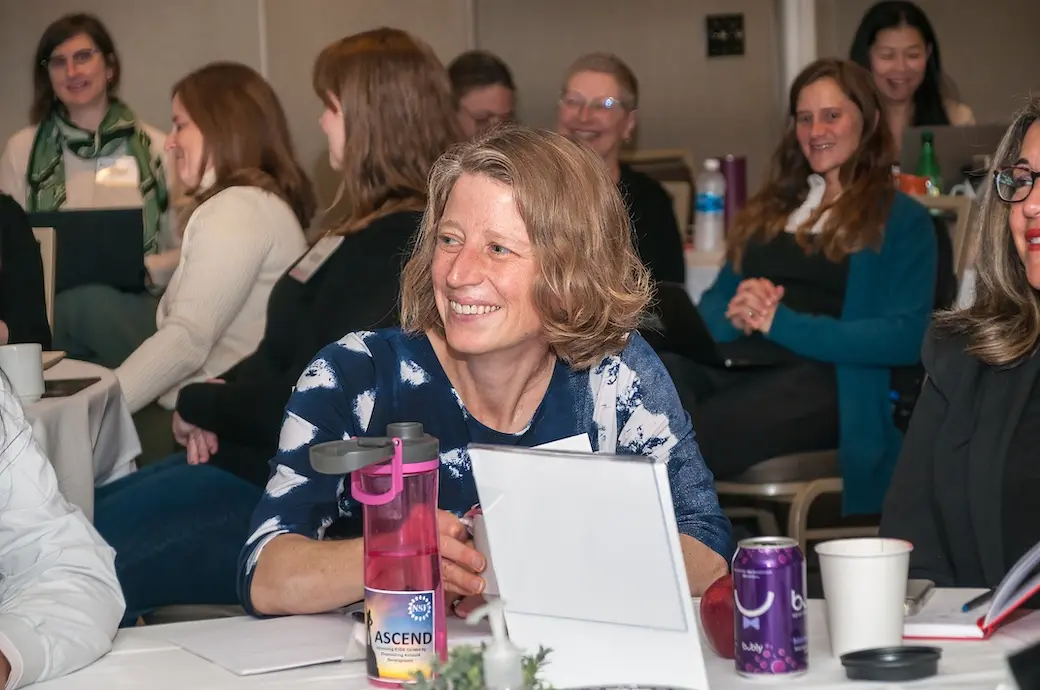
[915, 130, 943, 196]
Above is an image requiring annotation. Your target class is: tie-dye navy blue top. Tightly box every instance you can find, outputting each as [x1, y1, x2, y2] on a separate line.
[238, 328, 731, 609]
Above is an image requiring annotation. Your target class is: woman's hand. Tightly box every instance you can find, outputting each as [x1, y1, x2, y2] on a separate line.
[186, 428, 219, 465]
[172, 411, 219, 464]
[437, 510, 486, 603]
[726, 279, 784, 335]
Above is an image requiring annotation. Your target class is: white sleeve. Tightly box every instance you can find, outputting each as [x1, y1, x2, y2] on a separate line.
[0, 141, 26, 207]
[115, 189, 278, 412]
[0, 382, 125, 689]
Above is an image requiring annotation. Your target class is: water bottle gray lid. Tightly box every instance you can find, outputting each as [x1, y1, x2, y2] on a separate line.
[309, 422, 439, 475]
[704, 158, 720, 171]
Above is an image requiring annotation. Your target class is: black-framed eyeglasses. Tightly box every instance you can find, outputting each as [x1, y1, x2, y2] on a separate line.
[995, 165, 1040, 203]
[41, 48, 99, 72]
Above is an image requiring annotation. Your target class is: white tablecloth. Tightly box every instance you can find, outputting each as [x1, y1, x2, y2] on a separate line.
[25, 359, 140, 522]
[35, 600, 1032, 689]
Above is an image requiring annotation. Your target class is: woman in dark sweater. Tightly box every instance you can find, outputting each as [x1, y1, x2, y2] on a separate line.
[881, 98, 1040, 587]
[92, 28, 461, 625]
[556, 53, 685, 285]
[662, 59, 936, 517]
[0, 194, 51, 348]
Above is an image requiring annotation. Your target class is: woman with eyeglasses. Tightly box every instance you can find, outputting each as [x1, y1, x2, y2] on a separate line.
[881, 97, 1040, 587]
[0, 13, 178, 368]
[448, 50, 515, 139]
[556, 53, 685, 285]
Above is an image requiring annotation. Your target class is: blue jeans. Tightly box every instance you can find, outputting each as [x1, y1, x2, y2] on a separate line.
[94, 453, 262, 627]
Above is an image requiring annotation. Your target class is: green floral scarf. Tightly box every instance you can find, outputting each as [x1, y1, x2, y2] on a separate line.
[26, 100, 169, 254]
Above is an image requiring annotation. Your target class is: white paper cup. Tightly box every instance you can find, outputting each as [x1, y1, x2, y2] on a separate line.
[0, 343, 44, 404]
[470, 514, 499, 597]
[815, 537, 913, 658]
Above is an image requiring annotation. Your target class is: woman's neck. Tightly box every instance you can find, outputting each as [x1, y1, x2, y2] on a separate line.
[428, 331, 556, 434]
[822, 170, 843, 203]
[65, 98, 109, 132]
[886, 100, 914, 152]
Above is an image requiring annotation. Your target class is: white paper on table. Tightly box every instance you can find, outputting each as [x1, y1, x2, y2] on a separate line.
[163, 612, 359, 675]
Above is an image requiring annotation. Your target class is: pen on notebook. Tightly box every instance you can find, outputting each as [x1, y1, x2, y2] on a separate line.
[962, 589, 994, 612]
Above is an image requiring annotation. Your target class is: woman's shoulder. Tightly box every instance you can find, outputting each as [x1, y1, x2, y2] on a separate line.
[922, 324, 979, 391]
[619, 165, 669, 200]
[2, 126, 37, 162]
[584, 331, 676, 399]
[944, 101, 976, 126]
[193, 185, 302, 231]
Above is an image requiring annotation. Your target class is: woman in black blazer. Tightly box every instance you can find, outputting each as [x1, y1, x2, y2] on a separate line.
[880, 96, 1040, 587]
[0, 194, 51, 348]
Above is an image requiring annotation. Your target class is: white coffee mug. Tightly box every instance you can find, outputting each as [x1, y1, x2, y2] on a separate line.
[0, 343, 45, 404]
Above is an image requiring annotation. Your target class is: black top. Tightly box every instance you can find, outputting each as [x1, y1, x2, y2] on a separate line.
[742, 232, 850, 318]
[0, 194, 51, 348]
[729, 231, 850, 363]
[880, 328, 1040, 588]
[175, 210, 422, 485]
[618, 165, 685, 284]
[1003, 375, 1040, 573]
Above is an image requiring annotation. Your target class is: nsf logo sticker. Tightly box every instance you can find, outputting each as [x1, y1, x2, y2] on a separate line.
[408, 594, 432, 622]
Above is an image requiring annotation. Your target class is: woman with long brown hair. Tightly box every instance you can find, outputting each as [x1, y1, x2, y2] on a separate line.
[662, 58, 936, 517]
[881, 97, 1040, 587]
[92, 30, 459, 626]
[114, 62, 312, 459]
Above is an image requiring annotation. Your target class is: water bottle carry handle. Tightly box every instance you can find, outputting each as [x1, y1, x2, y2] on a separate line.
[350, 437, 404, 506]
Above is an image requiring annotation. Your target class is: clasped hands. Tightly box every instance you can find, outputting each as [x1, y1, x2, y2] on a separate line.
[725, 278, 784, 335]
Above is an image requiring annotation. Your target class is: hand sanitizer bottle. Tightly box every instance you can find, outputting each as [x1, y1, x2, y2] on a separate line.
[466, 600, 524, 690]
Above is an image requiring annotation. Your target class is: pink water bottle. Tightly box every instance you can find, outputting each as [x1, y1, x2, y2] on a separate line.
[310, 422, 446, 686]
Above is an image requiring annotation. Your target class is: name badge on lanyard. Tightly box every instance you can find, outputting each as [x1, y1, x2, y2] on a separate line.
[289, 235, 345, 283]
[95, 156, 140, 187]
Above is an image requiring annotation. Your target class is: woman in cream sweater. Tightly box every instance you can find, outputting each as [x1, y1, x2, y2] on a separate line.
[115, 62, 313, 459]
[0, 14, 180, 365]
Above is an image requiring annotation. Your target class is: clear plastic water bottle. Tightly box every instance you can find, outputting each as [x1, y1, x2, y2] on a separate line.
[694, 158, 727, 252]
[310, 422, 446, 687]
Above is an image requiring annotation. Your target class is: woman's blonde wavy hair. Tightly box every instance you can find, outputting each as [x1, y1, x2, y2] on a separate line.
[400, 126, 651, 370]
[312, 28, 461, 235]
[934, 96, 1040, 366]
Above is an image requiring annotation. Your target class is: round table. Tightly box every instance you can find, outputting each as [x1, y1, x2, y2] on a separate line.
[25, 358, 141, 522]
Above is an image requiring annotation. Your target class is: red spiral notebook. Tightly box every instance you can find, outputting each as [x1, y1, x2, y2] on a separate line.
[904, 541, 1040, 640]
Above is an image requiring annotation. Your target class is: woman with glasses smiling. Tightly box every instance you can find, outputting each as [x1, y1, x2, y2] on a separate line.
[881, 96, 1040, 588]
[556, 53, 685, 285]
[0, 13, 177, 369]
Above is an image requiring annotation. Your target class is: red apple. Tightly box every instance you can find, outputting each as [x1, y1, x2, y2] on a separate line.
[699, 573, 735, 659]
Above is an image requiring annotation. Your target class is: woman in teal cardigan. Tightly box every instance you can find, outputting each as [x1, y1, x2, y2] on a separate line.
[668, 58, 936, 516]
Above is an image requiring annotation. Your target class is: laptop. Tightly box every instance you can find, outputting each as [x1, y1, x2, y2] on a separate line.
[651, 281, 785, 369]
[900, 123, 1009, 187]
[28, 208, 147, 294]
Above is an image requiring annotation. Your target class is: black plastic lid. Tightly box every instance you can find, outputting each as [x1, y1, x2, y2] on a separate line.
[309, 422, 439, 475]
[841, 646, 941, 682]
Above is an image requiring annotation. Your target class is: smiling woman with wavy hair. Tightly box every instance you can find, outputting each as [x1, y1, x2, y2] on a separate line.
[240, 127, 732, 620]
[661, 57, 936, 518]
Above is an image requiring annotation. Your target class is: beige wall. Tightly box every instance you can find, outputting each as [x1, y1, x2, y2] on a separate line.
[816, 0, 1040, 125]
[0, 0, 263, 148]
[476, 0, 784, 186]
[0, 0, 471, 209]
[0, 0, 784, 205]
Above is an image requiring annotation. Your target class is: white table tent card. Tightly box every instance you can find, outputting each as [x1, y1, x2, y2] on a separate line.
[469, 444, 710, 690]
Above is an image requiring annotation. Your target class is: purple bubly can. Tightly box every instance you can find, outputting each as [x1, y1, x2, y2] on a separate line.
[732, 536, 808, 678]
